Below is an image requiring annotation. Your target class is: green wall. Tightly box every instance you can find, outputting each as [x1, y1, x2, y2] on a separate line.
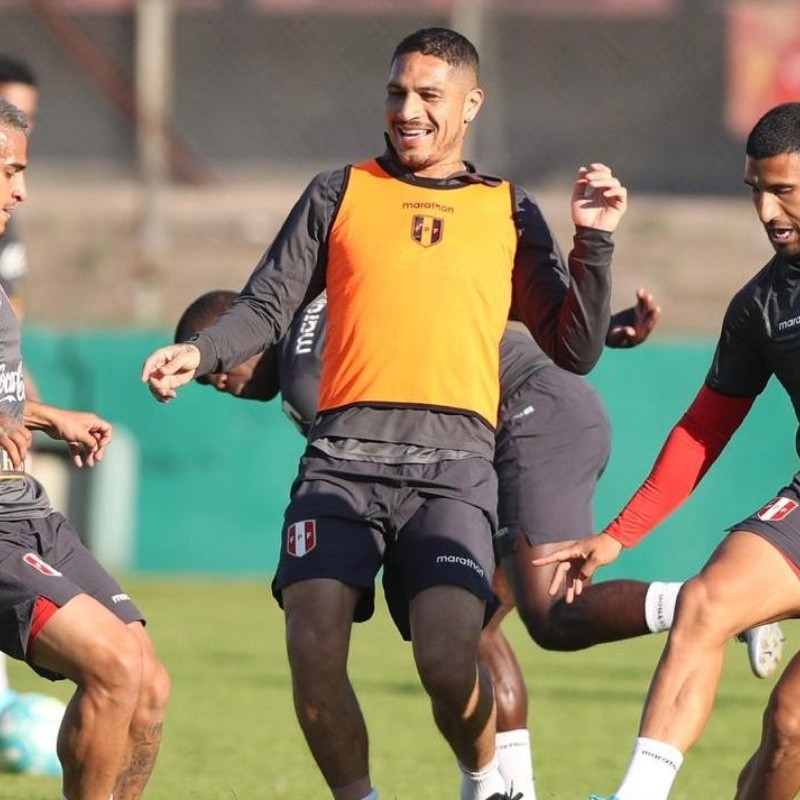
[22, 330, 798, 582]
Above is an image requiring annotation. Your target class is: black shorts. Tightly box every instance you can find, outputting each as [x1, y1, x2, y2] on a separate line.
[493, 365, 611, 557]
[728, 473, 800, 571]
[0, 512, 144, 680]
[271, 449, 498, 640]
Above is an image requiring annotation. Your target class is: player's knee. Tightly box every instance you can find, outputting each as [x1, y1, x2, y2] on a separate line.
[286, 622, 340, 670]
[285, 616, 349, 687]
[82, 628, 143, 702]
[765, 685, 800, 759]
[477, 623, 503, 656]
[669, 577, 727, 643]
[526, 623, 573, 651]
[138, 653, 171, 717]
[414, 635, 477, 704]
[490, 670, 524, 719]
[527, 621, 583, 651]
[513, 602, 572, 651]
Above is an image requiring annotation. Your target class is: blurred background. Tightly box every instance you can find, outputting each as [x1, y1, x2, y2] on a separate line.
[0, 0, 797, 580]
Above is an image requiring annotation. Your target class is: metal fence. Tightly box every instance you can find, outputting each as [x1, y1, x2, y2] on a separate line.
[0, 0, 794, 194]
[0, 0, 794, 329]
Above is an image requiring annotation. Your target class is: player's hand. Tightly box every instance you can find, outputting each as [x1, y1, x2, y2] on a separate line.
[141, 343, 201, 403]
[572, 162, 628, 233]
[38, 407, 113, 468]
[0, 413, 31, 471]
[606, 287, 661, 348]
[531, 532, 623, 603]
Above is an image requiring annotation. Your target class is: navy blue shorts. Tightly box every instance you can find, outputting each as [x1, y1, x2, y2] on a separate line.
[0, 512, 144, 680]
[271, 449, 498, 639]
[728, 473, 800, 572]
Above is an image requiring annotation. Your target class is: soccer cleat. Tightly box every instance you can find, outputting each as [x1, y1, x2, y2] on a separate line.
[588, 796, 619, 800]
[737, 622, 786, 679]
[486, 793, 523, 800]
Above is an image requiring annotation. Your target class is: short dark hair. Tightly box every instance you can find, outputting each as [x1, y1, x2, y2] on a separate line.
[0, 55, 36, 88]
[746, 103, 800, 160]
[174, 290, 237, 343]
[392, 27, 479, 78]
[0, 97, 29, 136]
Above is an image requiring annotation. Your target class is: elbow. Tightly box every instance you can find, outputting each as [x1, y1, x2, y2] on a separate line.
[550, 359, 593, 376]
[553, 349, 601, 376]
[568, 360, 595, 376]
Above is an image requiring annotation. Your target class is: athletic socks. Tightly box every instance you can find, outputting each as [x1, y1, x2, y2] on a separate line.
[614, 737, 684, 800]
[644, 582, 683, 633]
[0, 653, 10, 694]
[459, 755, 507, 800]
[359, 790, 378, 800]
[495, 729, 536, 800]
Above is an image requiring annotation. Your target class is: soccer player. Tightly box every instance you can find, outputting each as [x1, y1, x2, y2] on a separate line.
[143, 27, 626, 800]
[0, 55, 37, 320]
[0, 54, 41, 714]
[0, 99, 170, 800]
[176, 286, 780, 800]
[537, 101, 800, 800]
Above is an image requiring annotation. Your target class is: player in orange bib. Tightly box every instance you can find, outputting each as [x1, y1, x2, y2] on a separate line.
[143, 27, 626, 800]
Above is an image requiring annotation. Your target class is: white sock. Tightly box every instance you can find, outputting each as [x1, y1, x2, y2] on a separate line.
[0, 653, 10, 694]
[459, 755, 507, 800]
[644, 582, 683, 633]
[496, 729, 536, 800]
[359, 790, 378, 800]
[615, 737, 684, 800]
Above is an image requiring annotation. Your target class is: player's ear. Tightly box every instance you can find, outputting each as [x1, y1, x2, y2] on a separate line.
[463, 87, 484, 124]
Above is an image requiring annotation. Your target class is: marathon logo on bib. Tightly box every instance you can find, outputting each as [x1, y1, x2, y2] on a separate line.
[287, 520, 317, 557]
[757, 497, 799, 522]
[22, 552, 62, 577]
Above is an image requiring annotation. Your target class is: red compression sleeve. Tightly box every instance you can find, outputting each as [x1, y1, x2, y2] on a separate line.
[604, 385, 755, 547]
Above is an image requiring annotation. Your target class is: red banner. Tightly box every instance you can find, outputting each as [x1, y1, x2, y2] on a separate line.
[727, 1, 800, 138]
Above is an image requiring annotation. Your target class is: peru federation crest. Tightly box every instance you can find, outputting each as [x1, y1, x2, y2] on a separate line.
[287, 520, 317, 557]
[757, 497, 798, 522]
[411, 215, 444, 248]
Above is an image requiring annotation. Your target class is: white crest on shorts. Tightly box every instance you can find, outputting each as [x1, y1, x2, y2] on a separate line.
[757, 497, 798, 522]
[22, 552, 62, 577]
[287, 520, 317, 557]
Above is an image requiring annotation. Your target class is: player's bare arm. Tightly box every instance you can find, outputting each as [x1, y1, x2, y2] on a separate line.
[573, 162, 628, 233]
[141, 342, 201, 403]
[0, 411, 31, 470]
[24, 399, 113, 468]
[532, 531, 623, 603]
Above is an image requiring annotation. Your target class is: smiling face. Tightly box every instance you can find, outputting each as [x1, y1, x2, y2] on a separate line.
[0, 124, 27, 236]
[385, 51, 483, 179]
[745, 152, 800, 260]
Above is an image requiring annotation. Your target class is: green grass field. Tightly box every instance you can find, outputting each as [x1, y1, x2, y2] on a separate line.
[0, 576, 792, 800]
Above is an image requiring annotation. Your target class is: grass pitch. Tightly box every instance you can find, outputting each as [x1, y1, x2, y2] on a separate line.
[0, 576, 790, 800]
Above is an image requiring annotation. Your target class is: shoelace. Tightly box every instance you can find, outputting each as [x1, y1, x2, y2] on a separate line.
[487, 788, 524, 800]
